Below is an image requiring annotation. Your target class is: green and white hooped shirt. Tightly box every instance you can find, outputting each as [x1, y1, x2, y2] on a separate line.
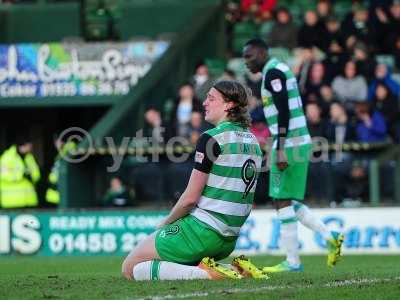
[261, 58, 311, 149]
[190, 121, 263, 237]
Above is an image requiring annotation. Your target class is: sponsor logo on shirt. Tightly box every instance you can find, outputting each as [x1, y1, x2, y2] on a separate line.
[271, 79, 282, 92]
[195, 151, 204, 163]
[159, 225, 180, 238]
[235, 131, 254, 138]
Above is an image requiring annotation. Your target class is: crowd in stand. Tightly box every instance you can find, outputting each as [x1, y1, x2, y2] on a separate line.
[129, 0, 400, 206]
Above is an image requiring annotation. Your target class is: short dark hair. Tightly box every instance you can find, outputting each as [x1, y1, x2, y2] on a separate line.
[244, 38, 269, 51]
[179, 81, 194, 89]
[213, 80, 251, 128]
[16, 134, 31, 146]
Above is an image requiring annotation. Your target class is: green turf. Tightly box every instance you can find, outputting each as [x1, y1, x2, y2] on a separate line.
[0, 255, 399, 300]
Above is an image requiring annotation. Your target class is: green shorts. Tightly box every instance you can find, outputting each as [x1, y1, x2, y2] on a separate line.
[269, 144, 312, 201]
[155, 215, 237, 265]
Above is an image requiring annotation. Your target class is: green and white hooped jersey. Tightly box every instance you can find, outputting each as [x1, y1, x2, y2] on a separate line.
[191, 121, 263, 237]
[261, 58, 311, 149]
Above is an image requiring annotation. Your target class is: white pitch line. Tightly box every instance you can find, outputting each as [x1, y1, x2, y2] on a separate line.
[324, 277, 400, 288]
[132, 277, 400, 300]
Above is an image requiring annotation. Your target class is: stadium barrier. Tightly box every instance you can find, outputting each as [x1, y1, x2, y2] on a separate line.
[369, 145, 400, 205]
[1, 208, 399, 256]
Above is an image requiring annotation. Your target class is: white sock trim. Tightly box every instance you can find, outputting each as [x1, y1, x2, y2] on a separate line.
[133, 260, 209, 281]
[277, 206, 300, 266]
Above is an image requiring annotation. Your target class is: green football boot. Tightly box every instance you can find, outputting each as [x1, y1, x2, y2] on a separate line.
[327, 231, 344, 267]
[262, 261, 304, 273]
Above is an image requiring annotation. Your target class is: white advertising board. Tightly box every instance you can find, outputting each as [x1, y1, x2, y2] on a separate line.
[235, 208, 400, 255]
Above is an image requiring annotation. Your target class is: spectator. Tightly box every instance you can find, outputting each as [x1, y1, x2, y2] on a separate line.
[225, 1, 242, 24]
[342, 3, 376, 53]
[188, 111, 208, 145]
[131, 107, 166, 204]
[162, 112, 205, 204]
[0, 137, 41, 209]
[304, 102, 329, 202]
[267, 7, 298, 50]
[325, 102, 356, 205]
[316, 0, 333, 24]
[352, 41, 377, 83]
[144, 107, 165, 144]
[371, 4, 392, 53]
[303, 62, 328, 104]
[240, 0, 276, 23]
[344, 160, 369, 202]
[319, 85, 336, 116]
[45, 136, 76, 207]
[218, 68, 237, 81]
[306, 102, 327, 138]
[354, 102, 388, 142]
[371, 83, 400, 141]
[321, 15, 345, 55]
[322, 37, 350, 82]
[386, 0, 400, 53]
[191, 62, 214, 101]
[320, 85, 335, 103]
[367, 63, 400, 100]
[325, 101, 355, 144]
[394, 35, 400, 71]
[102, 176, 133, 207]
[244, 71, 263, 99]
[168, 83, 203, 139]
[332, 60, 368, 106]
[297, 10, 325, 49]
[250, 119, 270, 150]
[295, 47, 321, 91]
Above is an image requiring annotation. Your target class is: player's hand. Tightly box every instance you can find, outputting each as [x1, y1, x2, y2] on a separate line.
[276, 149, 288, 171]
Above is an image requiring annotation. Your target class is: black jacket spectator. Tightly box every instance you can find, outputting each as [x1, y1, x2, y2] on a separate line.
[321, 16, 345, 54]
[353, 42, 377, 83]
[341, 5, 377, 52]
[306, 102, 328, 138]
[303, 62, 328, 104]
[386, 1, 400, 53]
[267, 7, 298, 49]
[297, 10, 325, 49]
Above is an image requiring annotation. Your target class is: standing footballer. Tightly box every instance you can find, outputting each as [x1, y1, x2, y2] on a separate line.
[242, 38, 344, 272]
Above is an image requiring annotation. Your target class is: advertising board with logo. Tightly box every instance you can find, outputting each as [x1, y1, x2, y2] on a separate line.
[0, 208, 399, 256]
[0, 41, 169, 98]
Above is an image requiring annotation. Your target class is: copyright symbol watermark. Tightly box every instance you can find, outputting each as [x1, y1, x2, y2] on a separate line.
[57, 127, 93, 163]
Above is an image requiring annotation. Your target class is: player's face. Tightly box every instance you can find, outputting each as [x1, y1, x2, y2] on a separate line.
[243, 45, 264, 74]
[203, 88, 232, 125]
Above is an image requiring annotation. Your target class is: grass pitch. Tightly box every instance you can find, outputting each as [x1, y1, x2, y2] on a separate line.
[0, 255, 399, 300]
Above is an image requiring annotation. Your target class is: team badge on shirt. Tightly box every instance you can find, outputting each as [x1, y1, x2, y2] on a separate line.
[195, 151, 204, 163]
[271, 79, 283, 92]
